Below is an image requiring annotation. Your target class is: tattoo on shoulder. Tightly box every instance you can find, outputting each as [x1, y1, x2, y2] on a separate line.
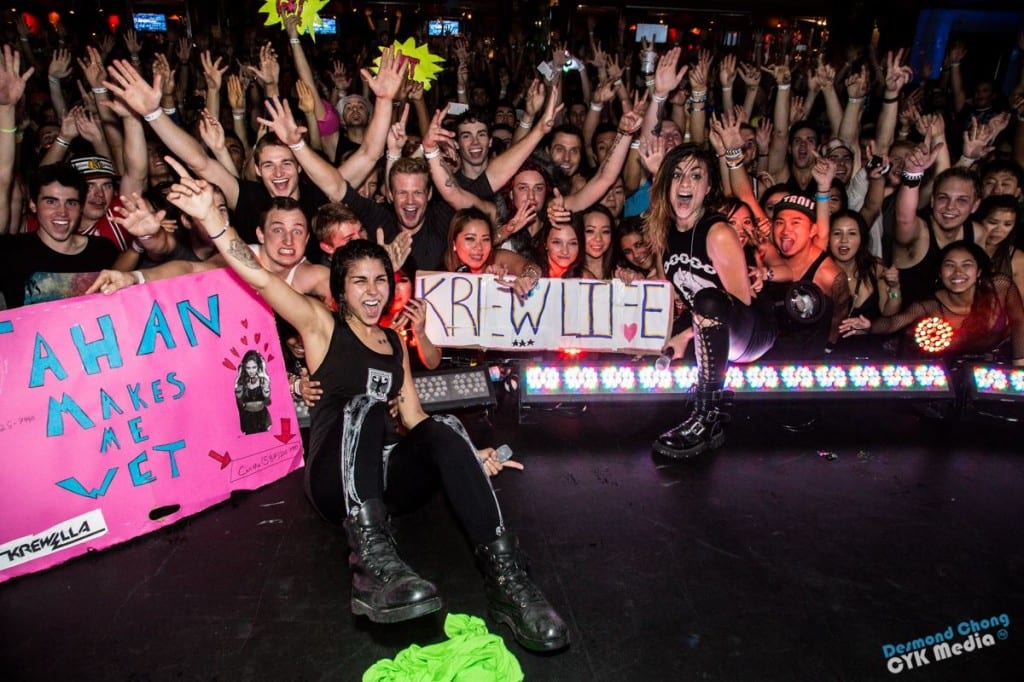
[228, 239, 261, 270]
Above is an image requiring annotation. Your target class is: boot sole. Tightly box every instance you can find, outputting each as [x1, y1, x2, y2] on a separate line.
[490, 608, 570, 652]
[352, 595, 442, 624]
[652, 430, 725, 459]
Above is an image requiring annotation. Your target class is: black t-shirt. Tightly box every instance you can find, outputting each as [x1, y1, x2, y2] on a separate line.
[0, 232, 117, 309]
[456, 171, 495, 201]
[662, 212, 728, 307]
[342, 184, 454, 271]
[232, 179, 329, 264]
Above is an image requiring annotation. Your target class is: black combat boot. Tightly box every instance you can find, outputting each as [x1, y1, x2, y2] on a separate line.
[477, 533, 570, 652]
[653, 389, 729, 458]
[343, 499, 442, 623]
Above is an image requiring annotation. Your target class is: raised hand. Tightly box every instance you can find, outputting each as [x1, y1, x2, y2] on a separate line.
[738, 62, 762, 88]
[201, 50, 228, 91]
[903, 140, 943, 175]
[387, 103, 410, 157]
[689, 49, 712, 93]
[103, 59, 162, 116]
[124, 29, 142, 56]
[811, 151, 836, 191]
[884, 49, 913, 96]
[152, 53, 177, 96]
[536, 81, 564, 134]
[295, 80, 316, 114]
[49, 48, 72, 80]
[77, 46, 107, 89]
[720, 53, 737, 88]
[0, 44, 34, 107]
[524, 77, 546, 118]
[163, 156, 218, 221]
[255, 96, 306, 146]
[330, 60, 352, 92]
[654, 47, 688, 97]
[961, 117, 994, 161]
[761, 59, 792, 86]
[363, 46, 407, 100]
[639, 132, 667, 176]
[73, 107, 104, 146]
[845, 64, 870, 100]
[97, 34, 116, 61]
[378, 227, 412, 271]
[247, 43, 279, 89]
[198, 108, 226, 151]
[227, 74, 245, 111]
[113, 192, 166, 239]
[503, 196, 537, 237]
[547, 187, 571, 225]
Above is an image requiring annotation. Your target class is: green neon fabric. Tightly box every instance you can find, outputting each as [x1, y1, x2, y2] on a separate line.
[363, 613, 523, 682]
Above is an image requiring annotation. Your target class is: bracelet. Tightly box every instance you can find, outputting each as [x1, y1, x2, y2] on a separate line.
[48, 75, 61, 84]
[901, 170, 924, 188]
[948, 62, 961, 68]
[55, 136, 70, 147]
[630, 139, 641, 150]
[386, 151, 401, 162]
[721, 86, 733, 91]
[132, 270, 145, 285]
[847, 96, 865, 104]
[143, 108, 163, 122]
[457, 88, 467, 94]
[19, 37, 30, 43]
[287, 139, 306, 152]
[765, 267, 775, 282]
[522, 266, 541, 279]
[293, 377, 303, 397]
[232, 112, 245, 120]
[423, 146, 441, 159]
[815, 192, 831, 202]
[518, 119, 533, 130]
[888, 289, 901, 300]
[776, 83, 791, 90]
[0, 126, 17, 134]
[612, 78, 623, 87]
[208, 227, 227, 240]
[162, 106, 177, 116]
[882, 95, 899, 104]
[652, 94, 668, 103]
[725, 158, 745, 170]
[590, 102, 605, 112]
[723, 147, 743, 160]
[92, 87, 109, 95]
[136, 233, 154, 241]
[289, 38, 301, 45]
[645, 78, 655, 88]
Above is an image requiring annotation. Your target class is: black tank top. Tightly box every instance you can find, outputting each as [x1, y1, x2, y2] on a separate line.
[899, 216, 976, 306]
[762, 250, 834, 360]
[308, 319, 405, 461]
[662, 212, 728, 306]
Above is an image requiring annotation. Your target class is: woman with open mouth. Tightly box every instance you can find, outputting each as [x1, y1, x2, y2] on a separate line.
[644, 143, 777, 459]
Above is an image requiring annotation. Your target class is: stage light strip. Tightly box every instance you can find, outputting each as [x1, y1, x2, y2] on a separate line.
[521, 363, 951, 402]
[971, 365, 1024, 398]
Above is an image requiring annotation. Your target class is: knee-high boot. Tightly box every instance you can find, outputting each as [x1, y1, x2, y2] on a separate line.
[343, 499, 442, 623]
[653, 316, 731, 459]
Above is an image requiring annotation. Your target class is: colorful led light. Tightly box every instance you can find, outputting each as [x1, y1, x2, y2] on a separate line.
[915, 316, 954, 353]
[521, 363, 952, 400]
[971, 365, 1024, 397]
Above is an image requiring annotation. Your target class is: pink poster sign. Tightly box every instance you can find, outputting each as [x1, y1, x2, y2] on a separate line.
[0, 269, 304, 582]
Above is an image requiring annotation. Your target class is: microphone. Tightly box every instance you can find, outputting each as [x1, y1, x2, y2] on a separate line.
[655, 346, 675, 372]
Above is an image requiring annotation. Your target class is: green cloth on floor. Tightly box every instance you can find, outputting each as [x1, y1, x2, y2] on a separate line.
[363, 613, 524, 682]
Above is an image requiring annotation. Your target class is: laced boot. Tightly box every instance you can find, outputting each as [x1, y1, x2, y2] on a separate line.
[653, 389, 730, 458]
[476, 533, 570, 652]
[343, 499, 442, 623]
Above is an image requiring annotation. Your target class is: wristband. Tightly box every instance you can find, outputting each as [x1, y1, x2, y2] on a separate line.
[612, 78, 623, 87]
[0, 126, 16, 134]
[948, 62, 961, 68]
[723, 147, 744, 160]
[143, 108, 163, 122]
[721, 86, 733, 91]
[901, 170, 924, 188]
[457, 88, 467, 94]
[725, 158, 745, 170]
[847, 96, 865, 104]
[590, 102, 605, 112]
[882, 95, 899, 104]
[208, 227, 228, 240]
[136, 233, 154, 241]
[48, 75, 61, 84]
[888, 289, 901, 300]
[815, 192, 831, 202]
[289, 38, 301, 45]
[386, 151, 401, 162]
[287, 139, 306, 152]
[645, 78, 655, 88]
[630, 139, 641, 150]
[55, 136, 70, 147]
[522, 266, 541, 280]
[92, 87, 109, 95]
[132, 270, 145, 285]
[162, 106, 177, 116]
[776, 83, 791, 90]
[232, 112, 245, 120]
[652, 94, 668, 103]
[518, 119, 533, 130]
[20, 37, 30, 43]
[423, 147, 441, 159]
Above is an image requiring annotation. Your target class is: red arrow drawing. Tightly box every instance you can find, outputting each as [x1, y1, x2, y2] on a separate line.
[208, 450, 231, 469]
[275, 417, 296, 444]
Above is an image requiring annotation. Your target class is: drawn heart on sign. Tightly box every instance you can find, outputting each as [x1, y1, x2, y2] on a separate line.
[623, 323, 638, 342]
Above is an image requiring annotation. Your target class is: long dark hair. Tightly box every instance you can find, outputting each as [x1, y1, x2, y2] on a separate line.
[643, 143, 723, 259]
[973, 194, 1018, 276]
[829, 209, 877, 293]
[537, 217, 586, 278]
[581, 203, 616, 278]
[445, 207, 495, 272]
[938, 240, 997, 335]
[330, 239, 395, 318]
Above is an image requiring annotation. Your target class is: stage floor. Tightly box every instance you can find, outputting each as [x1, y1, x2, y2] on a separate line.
[2, 398, 1022, 681]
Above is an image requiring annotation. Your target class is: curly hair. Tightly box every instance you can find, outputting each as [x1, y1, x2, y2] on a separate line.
[329, 239, 395, 319]
[643, 143, 723, 260]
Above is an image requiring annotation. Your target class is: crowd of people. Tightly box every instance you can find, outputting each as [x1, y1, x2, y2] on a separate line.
[2, 3, 1024, 653]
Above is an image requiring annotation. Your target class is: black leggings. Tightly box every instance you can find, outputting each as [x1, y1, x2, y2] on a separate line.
[690, 288, 777, 390]
[305, 397, 504, 546]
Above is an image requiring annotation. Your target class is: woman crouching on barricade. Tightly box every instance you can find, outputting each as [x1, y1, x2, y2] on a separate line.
[644, 144, 777, 459]
[160, 157, 570, 652]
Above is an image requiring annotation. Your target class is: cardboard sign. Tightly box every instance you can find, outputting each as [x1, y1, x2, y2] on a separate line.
[0, 269, 303, 582]
[417, 272, 672, 352]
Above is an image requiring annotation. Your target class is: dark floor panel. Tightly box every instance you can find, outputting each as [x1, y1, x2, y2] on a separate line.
[2, 400, 1022, 681]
